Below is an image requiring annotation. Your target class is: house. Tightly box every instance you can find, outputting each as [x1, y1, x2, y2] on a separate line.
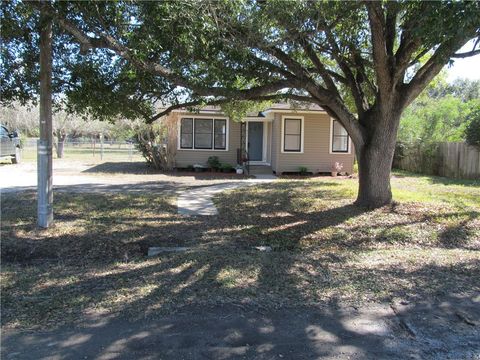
[170, 103, 355, 175]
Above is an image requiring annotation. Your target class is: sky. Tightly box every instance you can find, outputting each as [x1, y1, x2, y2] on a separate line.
[446, 41, 480, 82]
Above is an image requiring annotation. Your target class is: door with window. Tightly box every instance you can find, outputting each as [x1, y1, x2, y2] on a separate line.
[248, 122, 263, 161]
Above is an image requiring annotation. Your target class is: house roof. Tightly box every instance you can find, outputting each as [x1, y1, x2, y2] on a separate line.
[171, 102, 325, 117]
[263, 103, 324, 112]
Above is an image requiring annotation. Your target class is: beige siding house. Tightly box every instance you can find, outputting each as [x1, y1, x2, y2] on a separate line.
[171, 104, 355, 175]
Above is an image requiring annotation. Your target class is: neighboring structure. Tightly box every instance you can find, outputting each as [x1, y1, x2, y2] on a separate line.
[170, 103, 355, 174]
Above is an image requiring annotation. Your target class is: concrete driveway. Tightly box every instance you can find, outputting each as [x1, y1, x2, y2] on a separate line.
[0, 160, 254, 194]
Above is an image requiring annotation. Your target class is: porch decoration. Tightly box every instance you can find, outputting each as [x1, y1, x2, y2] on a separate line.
[331, 162, 344, 177]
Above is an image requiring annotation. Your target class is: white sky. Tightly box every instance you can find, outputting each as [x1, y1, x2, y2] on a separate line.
[446, 40, 480, 82]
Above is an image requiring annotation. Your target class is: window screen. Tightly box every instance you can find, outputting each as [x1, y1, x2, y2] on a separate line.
[332, 120, 349, 152]
[214, 119, 226, 150]
[180, 118, 193, 149]
[284, 118, 302, 152]
[194, 119, 213, 149]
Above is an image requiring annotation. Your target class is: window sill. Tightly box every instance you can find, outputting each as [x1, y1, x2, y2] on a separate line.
[178, 148, 229, 152]
[329, 151, 351, 154]
[281, 150, 304, 154]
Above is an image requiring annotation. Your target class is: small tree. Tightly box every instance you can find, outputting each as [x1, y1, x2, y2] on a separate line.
[136, 113, 177, 171]
[52, 111, 83, 158]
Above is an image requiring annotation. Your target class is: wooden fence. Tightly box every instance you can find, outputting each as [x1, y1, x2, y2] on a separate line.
[394, 142, 480, 180]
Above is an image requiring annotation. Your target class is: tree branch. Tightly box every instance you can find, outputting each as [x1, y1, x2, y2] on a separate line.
[146, 94, 316, 124]
[366, 2, 392, 98]
[451, 49, 480, 58]
[34, 2, 295, 102]
[300, 38, 341, 97]
[312, 18, 369, 117]
[401, 35, 475, 108]
[385, 2, 398, 57]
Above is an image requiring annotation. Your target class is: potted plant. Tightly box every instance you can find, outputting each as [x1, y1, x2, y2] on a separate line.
[235, 165, 244, 175]
[331, 162, 344, 177]
[220, 163, 234, 173]
[207, 156, 221, 172]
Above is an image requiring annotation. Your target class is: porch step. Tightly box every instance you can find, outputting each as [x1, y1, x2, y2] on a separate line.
[248, 165, 273, 175]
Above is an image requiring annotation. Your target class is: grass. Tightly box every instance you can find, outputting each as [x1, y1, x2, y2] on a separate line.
[1, 172, 479, 329]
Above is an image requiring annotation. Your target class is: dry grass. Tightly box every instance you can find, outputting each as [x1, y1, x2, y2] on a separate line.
[1, 172, 479, 329]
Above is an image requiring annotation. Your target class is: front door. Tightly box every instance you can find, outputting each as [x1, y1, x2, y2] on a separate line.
[248, 122, 263, 161]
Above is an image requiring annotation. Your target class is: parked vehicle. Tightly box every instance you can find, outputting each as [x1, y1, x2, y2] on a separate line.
[0, 124, 21, 164]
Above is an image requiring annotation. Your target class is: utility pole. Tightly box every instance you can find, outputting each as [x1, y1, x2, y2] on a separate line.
[37, 7, 53, 228]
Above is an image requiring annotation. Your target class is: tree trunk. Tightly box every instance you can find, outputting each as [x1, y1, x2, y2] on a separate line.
[354, 110, 400, 208]
[355, 143, 395, 208]
[56, 133, 66, 158]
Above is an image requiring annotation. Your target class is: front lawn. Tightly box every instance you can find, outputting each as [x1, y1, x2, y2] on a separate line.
[1, 172, 479, 329]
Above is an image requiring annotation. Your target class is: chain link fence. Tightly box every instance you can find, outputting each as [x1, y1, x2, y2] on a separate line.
[21, 138, 143, 162]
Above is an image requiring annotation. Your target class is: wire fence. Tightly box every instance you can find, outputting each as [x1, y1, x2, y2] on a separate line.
[21, 138, 143, 162]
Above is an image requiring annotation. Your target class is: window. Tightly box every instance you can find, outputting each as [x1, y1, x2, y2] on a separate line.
[214, 119, 226, 150]
[331, 120, 349, 153]
[283, 118, 302, 152]
[180, 118, 193, 149]
[194, 119, 213, 149]
[0, 126, 9, 137]
[179, 117, 228, 150]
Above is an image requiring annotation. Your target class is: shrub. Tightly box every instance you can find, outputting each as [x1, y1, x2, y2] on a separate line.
[299, 166, 308, 175]
[465, 107, 480, 148]
[135, 116, 177, 171]
[207, 156, 221, 170]
[220, 163, 234, 172]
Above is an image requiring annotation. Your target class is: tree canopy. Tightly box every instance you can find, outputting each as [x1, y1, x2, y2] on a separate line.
[398, 76, 480, 144]
[2, 0, 479, 206]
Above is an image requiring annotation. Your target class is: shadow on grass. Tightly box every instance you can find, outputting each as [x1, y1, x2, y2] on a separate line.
[82, 161, 161, 175]
[1, 180, 480, 358]
[2, 255, 479, 358]
[82, 161, 253, 180]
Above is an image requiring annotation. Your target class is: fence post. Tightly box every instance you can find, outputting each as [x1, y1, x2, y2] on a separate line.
[100, 133, 104, 161]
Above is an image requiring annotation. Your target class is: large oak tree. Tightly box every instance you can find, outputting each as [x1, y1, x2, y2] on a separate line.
[2, 0, 479, 207]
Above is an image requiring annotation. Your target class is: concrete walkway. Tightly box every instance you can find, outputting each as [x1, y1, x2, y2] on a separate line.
[177, 176, 277, 216]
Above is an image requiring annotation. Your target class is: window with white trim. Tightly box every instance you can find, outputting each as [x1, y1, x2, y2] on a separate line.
[331, 120, 349, 153]
[180, 117, 227, 150]
[283, 118, 302, 152]
[180, 118, 193, 149]
[214, 119, 226, 150]
[194, 119, 213, 149]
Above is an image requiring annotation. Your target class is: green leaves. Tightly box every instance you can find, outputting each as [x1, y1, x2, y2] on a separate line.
[465, 105, 480, 148]
[399, 77, 480, 144]
[2, 0, 479, 130]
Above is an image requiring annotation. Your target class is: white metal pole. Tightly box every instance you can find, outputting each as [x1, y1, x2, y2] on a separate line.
[37, 8, 53, 228]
